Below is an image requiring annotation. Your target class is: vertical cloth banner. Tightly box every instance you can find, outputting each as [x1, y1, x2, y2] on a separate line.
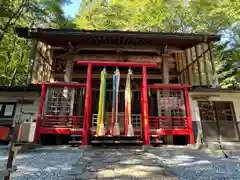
[125, 69, 133, 135]
[96, 68, 107, 136]
[111, 68, 120, 135]
[111, 73, 116, 134]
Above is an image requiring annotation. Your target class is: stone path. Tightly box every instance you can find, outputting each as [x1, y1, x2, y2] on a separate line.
[1, 145, 240, 180]
[63, 147, 175, 180]
[147, 146, 240, 180]
[0, 145, 175, 180]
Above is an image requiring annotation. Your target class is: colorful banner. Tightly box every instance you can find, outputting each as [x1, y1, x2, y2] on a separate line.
[96, 68, 107, 136]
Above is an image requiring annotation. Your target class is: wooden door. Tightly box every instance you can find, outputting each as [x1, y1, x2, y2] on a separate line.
[198, 101, 239, 142]
[198, 101, 219, 142]
[215, 101, 239, 141]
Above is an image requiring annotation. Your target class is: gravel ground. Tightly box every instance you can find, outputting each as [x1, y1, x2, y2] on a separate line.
[147, 146, 240, 180]
[0, 145, 240, 180]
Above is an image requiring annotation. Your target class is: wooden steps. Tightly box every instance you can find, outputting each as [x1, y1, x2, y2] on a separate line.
[91, 135, 143, 145]
[68, 134, 82, 146]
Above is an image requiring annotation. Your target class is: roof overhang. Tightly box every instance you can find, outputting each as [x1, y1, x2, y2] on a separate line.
[0, 84, 41, 92]
[190, 86, 240, 93]
[15, 27, 220, 50]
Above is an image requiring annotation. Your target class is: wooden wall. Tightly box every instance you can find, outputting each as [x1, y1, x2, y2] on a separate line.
[176, 43, 216, 86]
[31, 41, 217, 86]
[31, 42, 54, 83]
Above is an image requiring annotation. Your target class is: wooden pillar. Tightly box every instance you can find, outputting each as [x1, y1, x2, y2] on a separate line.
[195, 45, 203, 85]
[142, 66, 150, 145]
[180, 53, 186, 84]
[64, 59, 73, 82]
[76, 89, 83, 116]
[27, 40, 38, 84]
[82, 64, 92, 145]
[61, 58, 74, 115]
[201, 43, 210, 84]
[190, 48, 196, 85]
[163, 55, 169, 84]
[208, 42, 219, 87]
[162, 55, 173, 144]
[185, 50, 192, 84]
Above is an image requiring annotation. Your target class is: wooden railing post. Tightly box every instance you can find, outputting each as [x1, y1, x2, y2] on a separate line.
[82, 64, 92, 145]
[142, 66, 150, 145]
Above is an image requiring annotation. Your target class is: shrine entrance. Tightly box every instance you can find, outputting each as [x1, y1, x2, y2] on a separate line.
[34, 61, 194, 146]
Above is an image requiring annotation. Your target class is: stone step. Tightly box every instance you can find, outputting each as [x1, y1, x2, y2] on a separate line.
[70, 134, 82, 137]
[93, 135, 142, 141]
[68, 140, 82, 144]
[91, 140, 143, 144]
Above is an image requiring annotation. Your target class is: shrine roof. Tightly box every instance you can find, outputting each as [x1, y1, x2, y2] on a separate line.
[15, 27, 220, 50]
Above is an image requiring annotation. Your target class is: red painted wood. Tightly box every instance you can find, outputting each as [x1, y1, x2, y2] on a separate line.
[76, 61, 158, 68]
[147, 85, 191, 89]
[91, 130, 141, 135]
[184, 88, 194, 144]
[82, 64, 92, 145]
[39, 128, 83, 134]
[142, 66, 150, 145]
[150, 129, 191, 135]
[34, 84, 46, 144]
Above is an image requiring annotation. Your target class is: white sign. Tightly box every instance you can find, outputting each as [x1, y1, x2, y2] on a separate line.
[4, 105, 14, 116]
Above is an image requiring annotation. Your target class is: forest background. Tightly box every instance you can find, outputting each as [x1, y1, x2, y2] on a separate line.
[0, 0, 239, 88]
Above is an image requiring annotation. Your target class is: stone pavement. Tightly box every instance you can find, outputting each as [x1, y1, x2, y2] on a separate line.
[63, 146, 176, 180]
[1, 145, 240, 180]
[146, 146, 240, 180]
[0, 145, 176, 180]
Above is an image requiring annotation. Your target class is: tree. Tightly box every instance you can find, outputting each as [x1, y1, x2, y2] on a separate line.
[74, 0, 240, 88]
[0, 0, 75, 85]
[215, 27, 240, 88]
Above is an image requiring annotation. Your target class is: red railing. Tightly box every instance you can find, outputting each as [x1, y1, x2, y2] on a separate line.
[34, 83, 87, 143]
[147, 85, 194, 143]
[41, 115, 84, 129]
[149, 116, 188, 130]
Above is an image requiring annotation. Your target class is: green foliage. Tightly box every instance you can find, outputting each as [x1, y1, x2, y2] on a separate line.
[215, 27, 240, 88]
[1, 0, 239, 88]
[75, 0, 240, 88]
[0, 0, 75, 85]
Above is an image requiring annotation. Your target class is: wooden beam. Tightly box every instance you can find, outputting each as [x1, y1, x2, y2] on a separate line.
[195, 45, 203, 85]
[52, 44, 183, 53]
[54, 73, 178, 80]
[201, 43, 210, 84]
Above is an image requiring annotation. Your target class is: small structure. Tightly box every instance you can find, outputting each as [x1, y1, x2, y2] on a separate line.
[15, 28, 227, 145]
[189, 87, 240, 147]
[0, 85, 41, 141]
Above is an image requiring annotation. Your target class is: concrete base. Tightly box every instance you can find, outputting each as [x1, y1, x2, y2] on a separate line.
[127, 124, 134, 136]
[114, 123, 120, 136]
[98, 124, 105, 136]
[166, 135, 173, 144]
